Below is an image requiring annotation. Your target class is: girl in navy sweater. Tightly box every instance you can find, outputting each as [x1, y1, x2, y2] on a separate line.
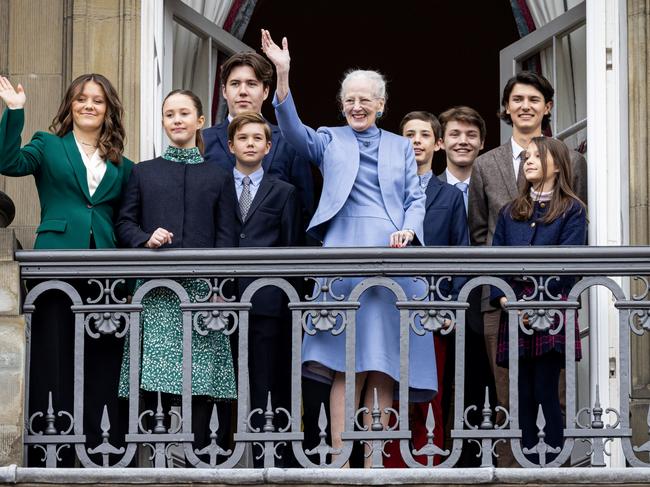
[491, 136, 586, 463]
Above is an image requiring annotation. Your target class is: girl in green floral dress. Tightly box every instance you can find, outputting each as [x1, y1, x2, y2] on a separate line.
[116, 90, 238, 449]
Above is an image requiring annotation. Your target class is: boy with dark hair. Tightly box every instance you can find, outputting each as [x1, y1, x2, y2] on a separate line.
[228, 111, 301, 467]
[438, 106, 486, 206]
[384, 111, 468, 467]
[204, 51, 314, 233]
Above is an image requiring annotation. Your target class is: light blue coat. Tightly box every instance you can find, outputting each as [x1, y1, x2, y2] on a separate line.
[274, 92, 436, 398]
[273, 92, 425, 244]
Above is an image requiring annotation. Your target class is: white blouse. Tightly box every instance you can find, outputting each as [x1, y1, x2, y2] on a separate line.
[74, 135, 106, 196]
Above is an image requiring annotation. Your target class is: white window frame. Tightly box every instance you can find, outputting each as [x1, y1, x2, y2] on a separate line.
[140, 0, 249, 161]
[500, 0, 630, 468]
[499, 2, 587, 144]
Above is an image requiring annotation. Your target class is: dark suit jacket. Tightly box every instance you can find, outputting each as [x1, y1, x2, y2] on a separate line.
[489, 199, 586, 304]
[424, 175, 468, 247]
[468, 140, 587, 247]
[236, 174, 302, 317]
[0, 108, 133, 249]
[203, 120, 314, 231]
[116, 157, 237, 249]
[423, 174, 469, 298]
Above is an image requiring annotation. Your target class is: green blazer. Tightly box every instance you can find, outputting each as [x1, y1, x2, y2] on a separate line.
[0, 108, 133, 249]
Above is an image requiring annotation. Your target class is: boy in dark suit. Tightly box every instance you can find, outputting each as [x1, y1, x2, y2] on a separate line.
[384, 111, 468, 467]
[204, 52, 314, 231]
[228, 112, 301, 466]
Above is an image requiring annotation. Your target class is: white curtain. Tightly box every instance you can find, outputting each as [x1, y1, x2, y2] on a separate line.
[172, 1, 234, 104]
[525, 0, 586, 152]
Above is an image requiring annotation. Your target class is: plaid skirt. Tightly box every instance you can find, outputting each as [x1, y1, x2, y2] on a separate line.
[496, 289, 582, 367]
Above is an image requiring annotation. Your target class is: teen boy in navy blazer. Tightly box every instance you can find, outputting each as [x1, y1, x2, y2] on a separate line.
[228, 112, 301, 467]
[384, 111, 468, 466]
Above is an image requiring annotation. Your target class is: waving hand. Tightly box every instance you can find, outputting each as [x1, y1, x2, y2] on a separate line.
[261, 29, 290, 102]
[0, 77, 26, 110]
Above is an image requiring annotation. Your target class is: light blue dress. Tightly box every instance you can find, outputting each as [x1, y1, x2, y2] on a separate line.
[274, 92, 437, 400]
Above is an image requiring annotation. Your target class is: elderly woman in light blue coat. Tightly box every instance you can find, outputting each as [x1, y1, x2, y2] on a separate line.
[262, 30, 435, 465]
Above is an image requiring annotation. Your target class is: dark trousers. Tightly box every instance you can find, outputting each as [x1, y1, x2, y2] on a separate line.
[141, 391, 215, 461]
[27, 283, 125, 467]
[518, 352, 564, 463]
[248, 313, 295, 467]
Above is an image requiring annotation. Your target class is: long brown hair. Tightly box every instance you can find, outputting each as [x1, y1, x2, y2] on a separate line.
[49, 74, 125, 165]
[162, 89, 205, 154]
[510, 136, 585, 223]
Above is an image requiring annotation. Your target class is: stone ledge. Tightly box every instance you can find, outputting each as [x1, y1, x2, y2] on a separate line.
[0, 466, 649, 485]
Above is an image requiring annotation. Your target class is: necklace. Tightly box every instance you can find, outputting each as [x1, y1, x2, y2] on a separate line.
[80, 140, 97, 148]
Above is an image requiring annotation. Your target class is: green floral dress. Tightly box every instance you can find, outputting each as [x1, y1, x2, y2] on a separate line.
[118, 146, 236, 400]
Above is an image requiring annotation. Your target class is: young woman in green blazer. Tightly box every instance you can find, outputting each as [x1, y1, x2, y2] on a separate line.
[0, 74, 133, 466]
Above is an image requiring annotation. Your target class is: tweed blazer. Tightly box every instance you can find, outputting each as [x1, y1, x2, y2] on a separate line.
[0, 108, 133, 249]
[468, 140, 587, 247]
[274, 91, 425, 244]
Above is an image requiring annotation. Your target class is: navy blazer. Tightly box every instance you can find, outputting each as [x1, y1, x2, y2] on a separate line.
[116, 157, 237, 249]
[236, 174, 302, 317]
[490, 199, 587, 303]
[203, 120, 314, 231]
[423, 175, 469, 298]
[423, 176, 468, 247]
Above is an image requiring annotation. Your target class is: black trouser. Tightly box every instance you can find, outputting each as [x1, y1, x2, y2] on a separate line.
[248, 313, 296, 467]
[518, 352, 564, 464]
[141, 390, 217, 465]
[27, 282, 125, 467]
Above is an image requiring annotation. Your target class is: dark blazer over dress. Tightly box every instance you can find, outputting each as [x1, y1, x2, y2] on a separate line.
[490, 199, 587, 366]
[116, 156, 237, 248]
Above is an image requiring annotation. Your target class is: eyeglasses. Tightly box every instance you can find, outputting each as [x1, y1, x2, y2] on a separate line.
[342, 97, 379, 108]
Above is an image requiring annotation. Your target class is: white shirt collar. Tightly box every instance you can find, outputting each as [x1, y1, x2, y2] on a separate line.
[445, 168, 470, 186]
[233, 166, 264, 186]
[511, 137, 526, 161]
[511, 137, 527, 178]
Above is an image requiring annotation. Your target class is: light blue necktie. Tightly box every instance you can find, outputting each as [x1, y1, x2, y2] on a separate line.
[455, 182, 469, 214]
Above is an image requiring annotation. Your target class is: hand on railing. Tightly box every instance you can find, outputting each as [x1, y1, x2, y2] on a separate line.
[389, 229, 414, 248]
[145, 227, 173, 248]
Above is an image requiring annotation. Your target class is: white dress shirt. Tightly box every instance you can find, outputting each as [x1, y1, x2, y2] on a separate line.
[511, 137, 526, 178]
[74, 135, 106, 197]
[444, 168, 470, 187]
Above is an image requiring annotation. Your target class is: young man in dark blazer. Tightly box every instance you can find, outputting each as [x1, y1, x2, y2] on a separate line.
[384, 111, 468, 467]
[438, 106, 493, 467]
[203, 52, 314, 232]
[228, 112, 301, 466]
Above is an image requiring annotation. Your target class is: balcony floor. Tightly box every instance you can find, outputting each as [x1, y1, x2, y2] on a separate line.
[2, 466, 649, 486]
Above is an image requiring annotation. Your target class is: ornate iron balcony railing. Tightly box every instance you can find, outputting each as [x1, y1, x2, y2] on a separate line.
[14, 247, 650, 469]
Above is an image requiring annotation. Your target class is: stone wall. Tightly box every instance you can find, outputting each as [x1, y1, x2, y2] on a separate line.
[628, 0, 650, 451]
[0, 229, 23, 466]
[0, 0, 140, 250]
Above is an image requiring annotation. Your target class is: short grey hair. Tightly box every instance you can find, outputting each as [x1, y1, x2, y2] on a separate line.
[338, 69, 388, 105]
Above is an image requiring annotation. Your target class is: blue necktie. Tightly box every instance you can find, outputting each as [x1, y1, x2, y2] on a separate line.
[455, 182, 469, 214]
